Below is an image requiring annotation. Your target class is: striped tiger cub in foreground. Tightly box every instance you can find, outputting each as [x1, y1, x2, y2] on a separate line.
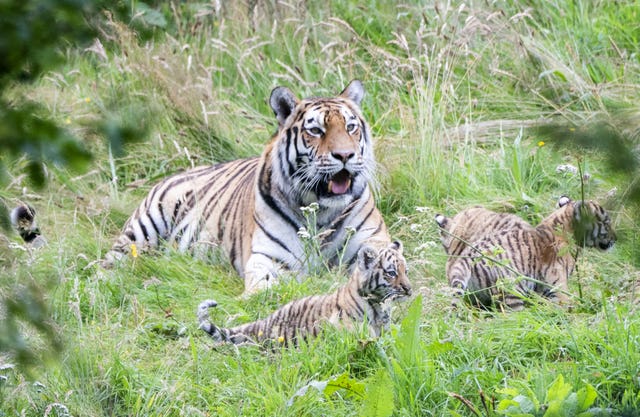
[197, 241, 410, 345]
[103, 80, 390, 295]
[442, 197, 615, 310]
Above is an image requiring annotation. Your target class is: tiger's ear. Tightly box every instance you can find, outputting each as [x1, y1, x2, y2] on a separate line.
[269, 86, 299, 127]
[435, 214, 449, 229]
[339, 80, 364, 107]
[557, 195, 572, 208]
[357, 245, 378, 271]
[390, 240, 403, 254]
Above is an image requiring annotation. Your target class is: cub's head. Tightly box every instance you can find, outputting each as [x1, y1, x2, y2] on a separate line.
[357, 241, 411, 303]
[10, 203, 41, 243]
[572, 200, 616, 250]
[269, 80, 374, 206]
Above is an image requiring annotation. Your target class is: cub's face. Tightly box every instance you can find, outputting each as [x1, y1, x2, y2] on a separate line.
[358, 241, 412, 303]
[574, 201, 616, 250]
[269, 80, 374, 207]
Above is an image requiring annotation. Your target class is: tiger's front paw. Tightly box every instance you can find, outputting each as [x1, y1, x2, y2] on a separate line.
[241, 271, 280, 298]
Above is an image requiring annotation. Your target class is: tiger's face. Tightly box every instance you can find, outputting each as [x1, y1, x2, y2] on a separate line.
[357, 241, 412, 303]
[573, 201, 616, 250]
[269, 80, 374, 207]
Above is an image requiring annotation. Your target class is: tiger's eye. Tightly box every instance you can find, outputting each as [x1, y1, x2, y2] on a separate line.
[307, 127, 323, 136]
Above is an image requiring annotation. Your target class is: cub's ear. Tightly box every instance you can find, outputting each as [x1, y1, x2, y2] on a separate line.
[557, 195, 572, 208]
[339, 80, 364, 107]
[269, 86, 299, 127]
[435, 214, 449, 229]
[357, 245, 378, 271]
[390, 240, 403, 253]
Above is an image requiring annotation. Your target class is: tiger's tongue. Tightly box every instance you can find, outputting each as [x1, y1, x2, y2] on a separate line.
[328, 172, 351, 195]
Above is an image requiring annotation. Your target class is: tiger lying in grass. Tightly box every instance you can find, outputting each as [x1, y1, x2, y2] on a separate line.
[438, 197, 615, 310]
[103, 80, 390, 296]
[197, 241, 410, 345]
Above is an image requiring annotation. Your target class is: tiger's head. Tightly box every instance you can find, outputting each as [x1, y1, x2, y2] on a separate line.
[357, 241, 411, 303]
[269, 80, 374, 208]
[10, 203, 41, 243]
[572, 199, 616, 251]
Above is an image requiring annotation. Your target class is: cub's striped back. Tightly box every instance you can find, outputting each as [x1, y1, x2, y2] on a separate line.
[197, 241, 410, 345]
[436, 206, 532, 277]
[103, 80, 390, 295]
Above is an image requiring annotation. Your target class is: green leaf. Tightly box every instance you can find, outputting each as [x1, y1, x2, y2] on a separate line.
[496, 398, 521, 411]
[546, 375, 573, 403]
[286, 380, 328, 407]
[360, 369, 394, 417]
[513, 395, 536, 413]
[135, 2, 167, 28]
[575, 384, 597, 411]
[324, 373, 365, 400]
[424, 339, 453, 355]
[395, 294, 423, 365]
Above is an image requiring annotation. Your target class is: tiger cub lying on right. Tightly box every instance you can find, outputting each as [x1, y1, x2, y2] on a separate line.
[437, 197, 616, 310]
[197, 241, 411, 346]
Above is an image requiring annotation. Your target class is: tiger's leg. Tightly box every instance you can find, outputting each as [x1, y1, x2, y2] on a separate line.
[501, 292, 526, 311]
[447, 259, 472, 309]
[498, 274, 537, 311]
[539, 267, 571, 307]
[242, 254, 284, 296]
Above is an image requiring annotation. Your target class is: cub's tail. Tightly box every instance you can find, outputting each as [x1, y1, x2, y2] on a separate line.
[197, 299, 227, 342]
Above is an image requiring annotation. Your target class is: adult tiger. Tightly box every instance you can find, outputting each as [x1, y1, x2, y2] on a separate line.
[197, 241, 410, 345]
[103, 80, 390, 294]
[445, 197, 616, 310]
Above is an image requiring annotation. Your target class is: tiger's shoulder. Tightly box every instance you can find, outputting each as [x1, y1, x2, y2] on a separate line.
[435, 205, 531, 258]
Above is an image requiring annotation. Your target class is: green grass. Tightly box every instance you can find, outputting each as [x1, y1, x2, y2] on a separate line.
[2, 1, 640, 416]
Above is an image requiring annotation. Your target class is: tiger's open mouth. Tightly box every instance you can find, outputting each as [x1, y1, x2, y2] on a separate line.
[327, 169, 352, 196]
[598, 240, 615, 250]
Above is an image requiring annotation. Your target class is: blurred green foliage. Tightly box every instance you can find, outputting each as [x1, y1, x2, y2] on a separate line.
[0, 0, 159, 373]
[537, 117, 640, 203]
[0, 0, 162, 189]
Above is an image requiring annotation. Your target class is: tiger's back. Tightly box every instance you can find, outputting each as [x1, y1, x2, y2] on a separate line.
[436, 206, 532, 277]
[105, 159, 258, 275]
[197, 241, 411, 345]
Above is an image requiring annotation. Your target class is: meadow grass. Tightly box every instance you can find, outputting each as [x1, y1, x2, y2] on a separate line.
[1, 1, 640, 416]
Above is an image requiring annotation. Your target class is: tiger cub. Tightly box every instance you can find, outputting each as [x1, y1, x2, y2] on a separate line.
[446, 197, 615, 310]
[197, 241, 410, 345]
[10, 203, 46, 248]
[435, 206, 532, 278]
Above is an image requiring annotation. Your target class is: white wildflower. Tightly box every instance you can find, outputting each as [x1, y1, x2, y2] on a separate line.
[300, 202, 319, 214]
[555, 164, 578, 175]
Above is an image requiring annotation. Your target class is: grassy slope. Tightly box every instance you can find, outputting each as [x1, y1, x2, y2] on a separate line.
[2, 0, 640, 415]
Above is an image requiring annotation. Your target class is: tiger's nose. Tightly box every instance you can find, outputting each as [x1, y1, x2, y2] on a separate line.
[331, 150, 355, 163]
[402, 284, 412, 296]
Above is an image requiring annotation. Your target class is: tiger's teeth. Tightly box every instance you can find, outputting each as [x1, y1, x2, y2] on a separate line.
[328, 180, 333, 193]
